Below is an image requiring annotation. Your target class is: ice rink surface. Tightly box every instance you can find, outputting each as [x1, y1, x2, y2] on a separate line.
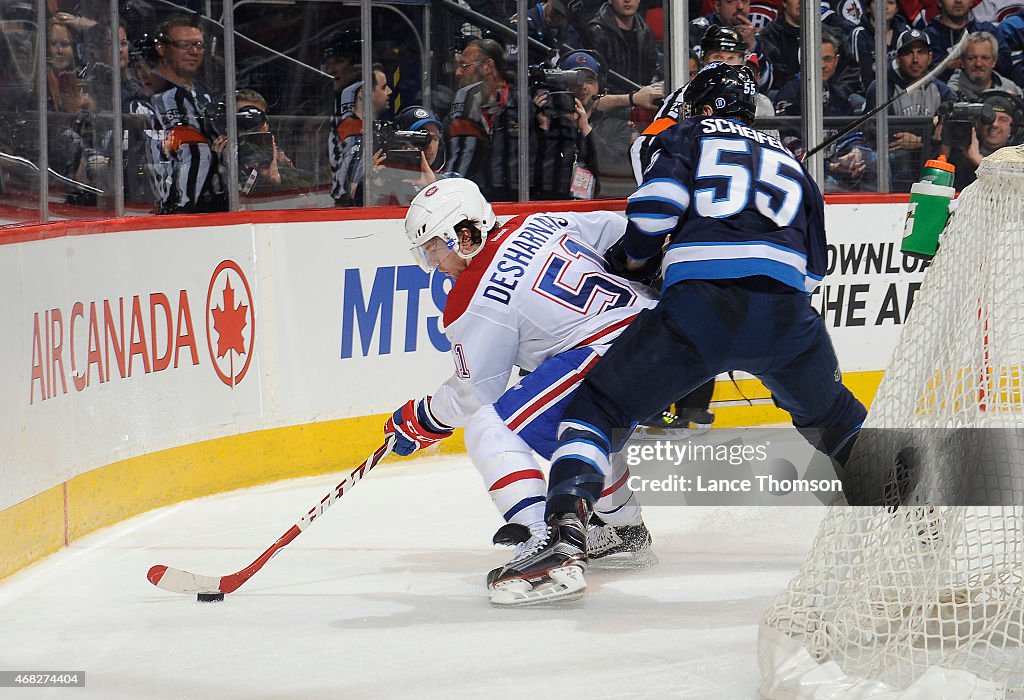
[0, 454, 826, 699]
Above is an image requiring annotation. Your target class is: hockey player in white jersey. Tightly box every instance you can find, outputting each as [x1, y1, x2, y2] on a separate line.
[383, 178, 657, 605]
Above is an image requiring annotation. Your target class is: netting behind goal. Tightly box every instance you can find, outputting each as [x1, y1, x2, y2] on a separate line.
[759, 147, 1024, 699]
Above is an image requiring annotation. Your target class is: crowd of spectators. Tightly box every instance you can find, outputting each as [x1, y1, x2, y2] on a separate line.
[4, 0, 1024, 217]
[431, 0, 1024, 199]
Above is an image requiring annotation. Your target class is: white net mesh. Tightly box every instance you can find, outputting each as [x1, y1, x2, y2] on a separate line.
[760, 148, 1024, 697]
[874, 150, 1024, 432]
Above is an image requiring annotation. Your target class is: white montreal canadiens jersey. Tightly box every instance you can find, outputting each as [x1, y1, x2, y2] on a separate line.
[429, 211, 657, 428]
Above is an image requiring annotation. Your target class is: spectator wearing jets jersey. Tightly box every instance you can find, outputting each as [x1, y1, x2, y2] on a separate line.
[761, 0, 865, 95]
[997, 8, 1024, 86]
[924, 0, 998, 82]
[513, 0, 583, 63]
[946, 31, 1023, 101]
[385, 178, 658, 605]
[774, 29, 859, 117]
[851, 0, 912, 93]
[773, 31, 877, 191]
[502, 63, 867, 606]
[149, 15, 225, 214]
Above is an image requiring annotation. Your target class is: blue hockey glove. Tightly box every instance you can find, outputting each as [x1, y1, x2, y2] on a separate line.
[385, 397, 454, 456]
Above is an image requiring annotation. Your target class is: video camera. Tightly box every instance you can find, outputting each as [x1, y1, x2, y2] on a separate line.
[529, 65, 586, 117]
[374, 122, 433, 152]
[372, 121, 433, 175]
[937, 101, 996, 149]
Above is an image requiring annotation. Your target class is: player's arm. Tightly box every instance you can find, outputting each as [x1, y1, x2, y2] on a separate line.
[428, 313, 519, 427]
[385, 313, 519, 455]
[612, 129, 696, 278]
[559, 210, 628, 256]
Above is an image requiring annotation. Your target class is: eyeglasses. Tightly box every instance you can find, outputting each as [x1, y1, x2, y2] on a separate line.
[455, 59, 483, 71]
[166, 39, 206, 52]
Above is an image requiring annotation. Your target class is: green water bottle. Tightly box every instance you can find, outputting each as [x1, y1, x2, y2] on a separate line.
[901, 155, 956, 260]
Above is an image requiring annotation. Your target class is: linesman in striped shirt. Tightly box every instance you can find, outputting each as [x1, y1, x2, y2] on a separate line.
[150, 15, 226, 214]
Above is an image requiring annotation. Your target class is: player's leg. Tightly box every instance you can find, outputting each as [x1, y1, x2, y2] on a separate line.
[480, 348, 600, 604]
[676, 378, 716, 430]
[490, 302, 713, 605]
[635, 378, 717, 440]
[483, 347, 659, 604]
[549, 301, 719, 519]
[756, 295, 867, 467]
[464, 405, 547, 530]
[589, 450, 658, 569]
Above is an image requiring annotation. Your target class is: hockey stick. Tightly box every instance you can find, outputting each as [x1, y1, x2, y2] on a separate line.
[804, 31, 970, 160]
[146, 435, 397, 596]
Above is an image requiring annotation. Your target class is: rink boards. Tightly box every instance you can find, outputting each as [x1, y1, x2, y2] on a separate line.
[0, 195, 923, 579]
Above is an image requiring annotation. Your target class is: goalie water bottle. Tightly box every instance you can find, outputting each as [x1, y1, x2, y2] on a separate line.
[901, 155, 955, 259]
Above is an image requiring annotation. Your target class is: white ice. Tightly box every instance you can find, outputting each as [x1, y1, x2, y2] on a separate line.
[0, 454, 825, 699]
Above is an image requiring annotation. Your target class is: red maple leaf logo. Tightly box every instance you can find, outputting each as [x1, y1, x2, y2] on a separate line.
[211, 279, 248, 359]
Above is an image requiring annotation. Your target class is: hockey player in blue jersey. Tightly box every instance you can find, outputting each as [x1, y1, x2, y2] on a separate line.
[488, 62, 868, 606]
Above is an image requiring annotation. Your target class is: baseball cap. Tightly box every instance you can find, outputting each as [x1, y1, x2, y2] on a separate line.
[560, 50, 602, 77]
[895, 29, 930, 55]
[396, 105, 443, 132]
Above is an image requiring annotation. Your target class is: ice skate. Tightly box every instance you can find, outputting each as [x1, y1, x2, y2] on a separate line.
[587, 515, 658, 570]
[632, 408, 713, 441]
[678, 407, 715, 433]
[487, 506, 589, 607]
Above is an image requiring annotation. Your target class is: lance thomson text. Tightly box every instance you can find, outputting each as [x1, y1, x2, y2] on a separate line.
[626, 473, 843, 494]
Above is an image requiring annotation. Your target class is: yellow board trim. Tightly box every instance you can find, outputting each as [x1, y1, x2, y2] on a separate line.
[0, 370, 883, 583]
[709, 371, 883, 427]
[0, 485, 66, 581]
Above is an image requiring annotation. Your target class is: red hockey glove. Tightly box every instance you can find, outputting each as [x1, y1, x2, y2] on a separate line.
[385, 397, 453, 456]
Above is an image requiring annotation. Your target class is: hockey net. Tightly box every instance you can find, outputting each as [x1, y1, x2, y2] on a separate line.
[759, 146, 1024, 699]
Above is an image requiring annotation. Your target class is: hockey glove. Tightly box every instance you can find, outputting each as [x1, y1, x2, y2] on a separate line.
[385, 397, 454, 456]
[604, 238, 662, 287]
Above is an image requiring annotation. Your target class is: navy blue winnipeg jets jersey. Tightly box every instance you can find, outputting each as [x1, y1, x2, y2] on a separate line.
[625, 116, 827, 294]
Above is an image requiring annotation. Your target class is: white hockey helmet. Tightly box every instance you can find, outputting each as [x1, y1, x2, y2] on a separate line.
[404, 178, 497, 271]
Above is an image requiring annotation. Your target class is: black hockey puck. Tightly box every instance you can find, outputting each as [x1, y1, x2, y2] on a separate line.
[197, 592, 225, 602]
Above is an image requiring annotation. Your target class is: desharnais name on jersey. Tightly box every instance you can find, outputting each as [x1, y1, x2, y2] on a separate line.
[626, 116, 828, 296]
[427, 211, 657, 429]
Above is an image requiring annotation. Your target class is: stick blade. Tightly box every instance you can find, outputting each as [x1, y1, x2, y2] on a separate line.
[147, 564, 224, 595]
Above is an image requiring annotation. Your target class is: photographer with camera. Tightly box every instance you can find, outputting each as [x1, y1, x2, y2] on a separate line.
[937, 91, 1024, 189]
[358, 105, 450, 206]
[531, 50, 634, 199]
[228, 89, 312, 197]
